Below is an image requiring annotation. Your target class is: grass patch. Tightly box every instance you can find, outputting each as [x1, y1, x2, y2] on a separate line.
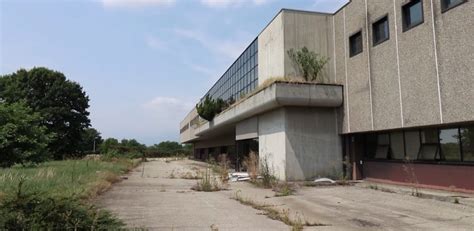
[273, 182, 298, 197]
[231, 191, 326, 230]
[191, 168, 225, 192]
[0, 158, 140, 200]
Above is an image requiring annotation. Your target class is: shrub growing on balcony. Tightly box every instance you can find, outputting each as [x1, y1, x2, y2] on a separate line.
[287, 47, 329, 82]
[196, 96, 227, 121]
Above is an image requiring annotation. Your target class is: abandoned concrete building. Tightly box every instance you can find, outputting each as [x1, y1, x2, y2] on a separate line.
[180, 0, 474, 192]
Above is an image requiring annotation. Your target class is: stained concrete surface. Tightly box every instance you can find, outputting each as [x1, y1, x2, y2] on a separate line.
[97, 159, 474, 230]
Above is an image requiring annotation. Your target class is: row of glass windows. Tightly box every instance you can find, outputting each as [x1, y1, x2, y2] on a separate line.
[349, 0, 467, 57]
[365, 126, 474, 162]
[201, 38, 258, 103]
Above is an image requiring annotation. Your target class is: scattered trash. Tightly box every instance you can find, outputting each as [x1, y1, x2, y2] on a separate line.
[230, 172, 250, 182]
[314, 178, 336, 184]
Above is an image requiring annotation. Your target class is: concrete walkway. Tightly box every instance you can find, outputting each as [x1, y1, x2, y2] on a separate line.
[97, 159, 474, 230]
[96, 159, 287, 230]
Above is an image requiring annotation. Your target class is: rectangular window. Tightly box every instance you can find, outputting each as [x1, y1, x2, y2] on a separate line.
[372, 16, 389, 46]
[440, 128, 461, 161]
[405, 130, 421, 160]
[390, 132, 405, 159]
[441, 0, 466, 12]
[349, 31, 363, 57]
[419, 128, 439, 160]
[374, 134, 390, 159]
[461, 126, 474, 161]
[402, 0, 424, 31]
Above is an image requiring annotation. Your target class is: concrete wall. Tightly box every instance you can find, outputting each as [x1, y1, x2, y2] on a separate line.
[258, 10, 335, 85]
[283, 10, 333, 83]
[258, 12, 285, 85]
[236, 117, 258, 140]
[285, 107, 342, 180]
[180, 108, 199, 143]
[258, 106, 342, 181]
[332, 0, 474, 134]
[194, 133, 235, 149]
[258, 108, 287, 180]
[432, 0, 474, 124]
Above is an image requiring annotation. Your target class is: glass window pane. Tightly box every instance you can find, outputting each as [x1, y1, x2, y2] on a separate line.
[419, 128, 439, 160]
[391, 132, 405, 159]
[461, 126, 474, 161]
[375, 134, 389, 159]
[409, 1, 423, 25]
[440, 128, 461, 161]
[405, 131, 420, 160]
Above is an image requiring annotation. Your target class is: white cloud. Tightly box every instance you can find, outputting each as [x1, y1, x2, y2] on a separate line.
[200, 0, 269, 8]
[143, 96, 193, 112]
[145, 35, 166, 50]
[174, 28, 249, 60]
[101, 0, 176, 8]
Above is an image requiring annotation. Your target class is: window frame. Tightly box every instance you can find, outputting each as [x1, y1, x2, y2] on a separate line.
[441, 0, 467, 13]
[349, 30, 363, 57]
[402, 0, 424, 32]
[372, 15, 390, 46]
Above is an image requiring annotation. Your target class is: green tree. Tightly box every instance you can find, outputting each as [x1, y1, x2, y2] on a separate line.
[149, 141, 189, 156]
[80, 128, 103, 154]
[0, 67, 91, 159]
[196, 96, 228, 121]
[287, 47, 329, 82]
[0, 102, 52, 167]
[100, 138, 119, 153]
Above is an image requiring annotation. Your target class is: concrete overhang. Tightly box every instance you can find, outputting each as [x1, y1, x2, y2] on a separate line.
[194, 82, 343, 137]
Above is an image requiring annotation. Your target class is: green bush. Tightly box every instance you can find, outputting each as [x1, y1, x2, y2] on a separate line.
[287, 47, 329, 82]
[196, 95, 228, 121]
[0, 181, 124, 230]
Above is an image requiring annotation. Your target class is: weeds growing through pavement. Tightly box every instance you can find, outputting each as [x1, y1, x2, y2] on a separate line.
[191, 168, 223, 192]
[231, 190, 325, 230]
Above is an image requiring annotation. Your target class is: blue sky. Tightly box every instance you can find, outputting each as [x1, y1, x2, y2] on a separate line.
[0, 0, 348, 145]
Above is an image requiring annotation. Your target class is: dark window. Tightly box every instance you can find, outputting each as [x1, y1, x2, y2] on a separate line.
[441, 0, 467, 12]
[374, 134, 390, 159]
[440, 128, 461, 161]
[349, 31, 363, 57]
[390, 132, 405, 159]
[372, 16, 389, 46]
[460, 126, 474, 161]
[418, 128, 439, 160]
[404, 130, 421, 161]
[402, 0, 424, 31]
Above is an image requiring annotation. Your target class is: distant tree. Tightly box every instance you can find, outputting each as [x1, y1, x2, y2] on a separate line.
[0, 102, 52, 167]
[287, 47, 329, 82]
[100, 138, 119, 153]
[149, 141, 190, 157]
[0, 67, 91, 159]
[80, 128, 103, 154]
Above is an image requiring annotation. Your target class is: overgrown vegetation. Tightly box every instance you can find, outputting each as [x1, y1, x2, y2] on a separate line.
[195, 95, 232, 121]
[231, 191, 325, 230]
[0, 180, 124, 229]
[191, 168, 222, 192]
[0, 159, 139, 199]
[287, 47, 329, 82]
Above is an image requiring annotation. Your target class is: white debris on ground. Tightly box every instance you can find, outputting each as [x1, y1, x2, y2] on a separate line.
[229, 172, 250, 182]
[314, 178, 336, 184]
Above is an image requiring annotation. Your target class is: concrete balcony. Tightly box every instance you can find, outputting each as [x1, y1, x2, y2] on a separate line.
[194, 82, 343, 138]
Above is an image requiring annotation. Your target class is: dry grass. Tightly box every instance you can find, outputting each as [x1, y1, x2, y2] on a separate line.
[191, 168, 224, 192]
[273, 182, 299, 197]
[231, 191, 325, 230]
[242, 151, 258, 181]
[0, 158, 140, 200]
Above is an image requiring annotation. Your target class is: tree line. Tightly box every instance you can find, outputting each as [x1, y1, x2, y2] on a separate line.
[0, 67, 190, 167]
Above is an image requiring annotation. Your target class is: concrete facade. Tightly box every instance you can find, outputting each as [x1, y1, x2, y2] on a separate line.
[180, 1, 474, 187]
